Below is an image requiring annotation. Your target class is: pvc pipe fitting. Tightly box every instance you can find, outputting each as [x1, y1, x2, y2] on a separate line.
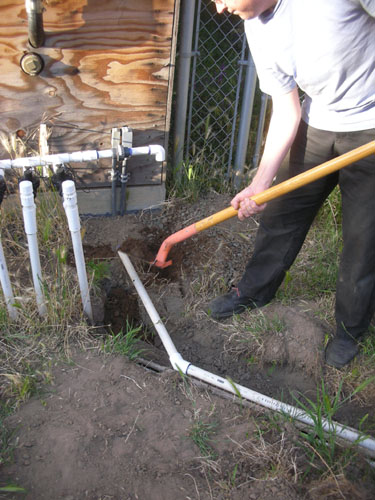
[62, 180, 80, 232]
[169, 353, 191, 374]
[19, 180, 46, 316]
[62, 181, 93, 323]
[129, 145, 166, 162]
[19, 181, 37, 234]
[0, 145, 166, 170]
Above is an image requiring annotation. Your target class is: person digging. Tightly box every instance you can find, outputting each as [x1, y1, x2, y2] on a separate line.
[207, 0, 375, 369]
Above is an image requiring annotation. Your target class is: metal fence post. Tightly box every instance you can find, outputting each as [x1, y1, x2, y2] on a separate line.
[252, 93, 270, 169]
[173, 0, 197, 176]
[232, 52, 257, 190]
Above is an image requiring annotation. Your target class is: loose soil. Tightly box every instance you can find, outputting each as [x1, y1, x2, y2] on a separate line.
[1, 192, 375, 499]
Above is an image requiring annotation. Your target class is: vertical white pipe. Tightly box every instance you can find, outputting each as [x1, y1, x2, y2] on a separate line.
[19, 181, 46, 316]
[62, 180, 93, 323]
[0, 237, 18, 320]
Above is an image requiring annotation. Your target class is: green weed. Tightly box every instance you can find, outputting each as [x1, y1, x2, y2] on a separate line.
[102, 321, 144, 360]
[230, 463, 238, 487]
[0, 484, 26, 493]
[189, 419, 218, 459]
[291, 376, 374, 475]
[361, 328, 375, 366]
[2, 373, 36, 403]
[226, 376, 243, 409]
[87, 259, 110, 288]
[0, 405, 16, 468]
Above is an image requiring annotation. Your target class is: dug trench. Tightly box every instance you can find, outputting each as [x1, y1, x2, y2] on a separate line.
[81, 193, 375, 431]
[2, 192, 375, 499]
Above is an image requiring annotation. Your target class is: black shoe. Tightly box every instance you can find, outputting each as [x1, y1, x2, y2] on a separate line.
[206, 288, 256, 320]
[325, 336, 359, 369]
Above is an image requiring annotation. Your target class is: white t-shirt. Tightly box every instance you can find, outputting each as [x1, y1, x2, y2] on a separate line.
[245, 0, 375, 131]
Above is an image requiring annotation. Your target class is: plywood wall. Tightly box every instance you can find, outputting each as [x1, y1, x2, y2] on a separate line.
[0, 0, 179, 188]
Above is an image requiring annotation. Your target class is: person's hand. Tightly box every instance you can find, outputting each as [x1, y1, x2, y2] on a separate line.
[231, 181, 269, 221]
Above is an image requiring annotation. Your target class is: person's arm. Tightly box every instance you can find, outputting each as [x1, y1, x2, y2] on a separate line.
[231, 86, 301, 220]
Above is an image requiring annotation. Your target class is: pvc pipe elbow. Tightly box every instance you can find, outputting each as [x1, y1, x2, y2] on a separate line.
[128, 145, 166, 162]
[169, 353, 191, 374]
[149, 145, 165, 162]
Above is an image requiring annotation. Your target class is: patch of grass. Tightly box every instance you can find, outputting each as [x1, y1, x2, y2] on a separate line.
[0, 193, 93, 415]
[189, 419, 218, 459]
[224, 308, 286, 363]
[228, 423, 300, 483]
[361, 327, 375, 366]
[0, 403, 17, 469]
[1, 373, 36, 403]
[86, 259, 110, 290]
[102, 321, 144, 360]
[291, 377, 374, 476]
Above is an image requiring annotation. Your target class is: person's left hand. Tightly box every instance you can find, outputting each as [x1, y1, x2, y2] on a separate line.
[231, 182, 268, 221]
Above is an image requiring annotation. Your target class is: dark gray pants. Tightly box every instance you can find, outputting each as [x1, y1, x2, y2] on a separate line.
[238, 121, 375, 340]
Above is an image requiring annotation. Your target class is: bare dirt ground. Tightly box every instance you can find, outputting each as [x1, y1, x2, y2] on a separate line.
[1, 192, 375, 499]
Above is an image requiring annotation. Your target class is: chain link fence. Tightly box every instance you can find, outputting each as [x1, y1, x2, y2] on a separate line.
[182, 1, 269, 183]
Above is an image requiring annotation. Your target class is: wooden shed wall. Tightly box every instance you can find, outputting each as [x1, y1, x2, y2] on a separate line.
[0, 0, 179, 198]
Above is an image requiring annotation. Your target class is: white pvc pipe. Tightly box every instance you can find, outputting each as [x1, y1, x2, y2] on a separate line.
[118, 250, 375, 458]
[0, 145, 165, 170]
[0, 150, 113, 169]
[118, 251, 189, 372]
[62, 180, 93, 323]
[128, 145, 166, 162]
[19, 181, 46, 316]
[0, 237, 18, 320]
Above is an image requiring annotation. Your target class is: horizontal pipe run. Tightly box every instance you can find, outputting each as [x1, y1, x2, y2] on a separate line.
[0, 150, 112, 169]
[0, 145, 165, 170]
[118, 251, 375, 458]
[153, 140, 375, 268]
[186, 364, 375, 457]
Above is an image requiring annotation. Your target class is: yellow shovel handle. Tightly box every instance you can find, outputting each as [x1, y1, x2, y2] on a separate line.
[195, 140, 375, 232]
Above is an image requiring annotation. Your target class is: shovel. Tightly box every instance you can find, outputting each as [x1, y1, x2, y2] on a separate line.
[153, 140, 375, 268]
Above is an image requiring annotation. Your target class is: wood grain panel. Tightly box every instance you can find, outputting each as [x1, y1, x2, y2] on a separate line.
[0, 0, 178, 187]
